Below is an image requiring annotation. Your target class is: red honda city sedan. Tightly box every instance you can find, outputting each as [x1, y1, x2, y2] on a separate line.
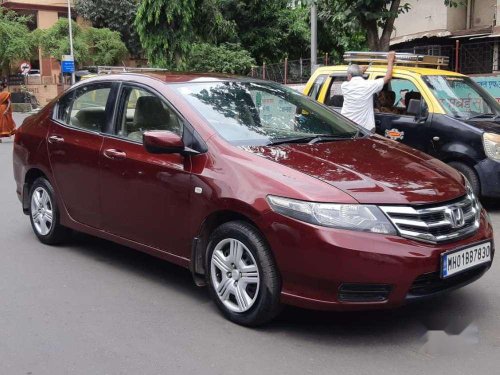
[13, 73, 494, 326]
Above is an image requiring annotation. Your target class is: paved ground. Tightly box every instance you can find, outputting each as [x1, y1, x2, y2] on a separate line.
[1, 113, 499, 374]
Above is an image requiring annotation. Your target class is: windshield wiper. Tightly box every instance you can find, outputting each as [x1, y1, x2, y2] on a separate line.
[267, 132, 359, 146]
[308, 132, 360, 144]
[467, 113, 496, 120]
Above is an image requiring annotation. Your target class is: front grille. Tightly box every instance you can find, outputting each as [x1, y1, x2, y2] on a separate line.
[380, 193, 480, 244]
[408, 265, 489, 296]
[338, 283, 392, 302]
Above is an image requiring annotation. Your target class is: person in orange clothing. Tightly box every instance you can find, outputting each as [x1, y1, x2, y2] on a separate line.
[0, 84, 16, 142]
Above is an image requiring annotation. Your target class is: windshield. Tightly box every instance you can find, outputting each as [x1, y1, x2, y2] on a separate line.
[173, 80, 362, 146]
[423, 75, 500, 119]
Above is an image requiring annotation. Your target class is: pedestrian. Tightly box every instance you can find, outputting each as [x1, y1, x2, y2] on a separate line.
[341, 51, 396, 131]
[0, 84, 16, 143]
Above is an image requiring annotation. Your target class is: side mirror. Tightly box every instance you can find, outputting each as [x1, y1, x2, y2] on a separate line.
[143, 130, 185, 154]
[407, 99, 421, 116]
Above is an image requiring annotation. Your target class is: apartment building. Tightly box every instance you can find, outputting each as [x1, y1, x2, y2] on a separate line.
[391, 0, 499, 74]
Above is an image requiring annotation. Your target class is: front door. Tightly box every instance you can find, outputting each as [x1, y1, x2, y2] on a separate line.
[99, 84, 192, 256]
[374, 76, 432, 152]
[47, 82, 114, 228]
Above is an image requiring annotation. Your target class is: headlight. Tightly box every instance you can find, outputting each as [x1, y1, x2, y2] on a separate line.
[482, 132, 500, 161]
[463, 176, 482, 213]
[267, 195, 397, 235]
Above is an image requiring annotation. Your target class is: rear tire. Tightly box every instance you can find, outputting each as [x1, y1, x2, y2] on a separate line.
[448, 161, 481, 197]
[206, 221, 282, 326]
[29, 177, 70, 245]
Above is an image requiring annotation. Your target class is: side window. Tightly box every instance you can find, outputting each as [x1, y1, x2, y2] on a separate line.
[324, 76, 347, 108]
[375, 77, 424, 116]
[55, 91, 74, 124]
[116, 86, 183, 142]
[307, 74, 328, 100]
[57, 83, 112, 132]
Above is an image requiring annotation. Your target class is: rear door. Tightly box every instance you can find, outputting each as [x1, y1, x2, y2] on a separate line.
[48, 82, 115, 228]
[99, 84, 192, 255]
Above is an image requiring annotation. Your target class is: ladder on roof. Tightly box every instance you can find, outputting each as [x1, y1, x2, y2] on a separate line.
[343, 51, 449, 68]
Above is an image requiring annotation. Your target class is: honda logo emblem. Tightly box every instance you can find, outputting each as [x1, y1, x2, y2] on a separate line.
[445, 206, 465, 228]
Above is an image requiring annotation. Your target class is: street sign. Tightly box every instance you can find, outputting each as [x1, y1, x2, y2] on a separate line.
[20, 62, 31, 75]
[61, 56, 75, 74]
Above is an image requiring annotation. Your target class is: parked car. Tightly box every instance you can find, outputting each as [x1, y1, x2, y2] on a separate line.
[28, 69, 41, 77]
[13, 73, 494, 326]
[304, 54, 500, 198]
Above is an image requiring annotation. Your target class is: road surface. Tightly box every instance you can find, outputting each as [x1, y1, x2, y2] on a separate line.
[0, 113, 499, 374]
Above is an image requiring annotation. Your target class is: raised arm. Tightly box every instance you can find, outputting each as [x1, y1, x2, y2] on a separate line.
[383, 51, 396, 84]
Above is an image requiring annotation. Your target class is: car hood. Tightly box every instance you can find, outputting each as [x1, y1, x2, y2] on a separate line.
[242, 136, 465, 205]
[463, 119, 500, 133]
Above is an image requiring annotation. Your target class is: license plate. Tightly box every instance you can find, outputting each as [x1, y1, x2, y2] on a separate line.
[441, 241, 491, 279]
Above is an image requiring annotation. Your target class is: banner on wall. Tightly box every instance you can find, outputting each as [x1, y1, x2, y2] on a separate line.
[473, 76, 500, 103]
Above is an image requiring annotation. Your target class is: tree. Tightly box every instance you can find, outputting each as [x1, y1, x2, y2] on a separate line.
[0, 9, 35, 73]
[75, 0, 142, 58]
[220, 1, 310, 63]
[135, 0, 235, 69]
[35, 19, 128, 66]
[320, 0, 460, 51]
[85, 28, 128, 65]
[187, 43, 255, 74]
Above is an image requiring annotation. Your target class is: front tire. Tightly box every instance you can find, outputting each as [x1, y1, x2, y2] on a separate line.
[29, 177, 69, 245]
[448, 161, 481, 197]
[206, 221, 282, 326]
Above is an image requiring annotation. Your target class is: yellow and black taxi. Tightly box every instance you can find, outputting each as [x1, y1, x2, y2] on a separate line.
[304, 52, 500, 198]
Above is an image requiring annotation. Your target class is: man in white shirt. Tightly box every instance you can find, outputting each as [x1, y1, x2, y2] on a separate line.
[341, 51, 396, 131]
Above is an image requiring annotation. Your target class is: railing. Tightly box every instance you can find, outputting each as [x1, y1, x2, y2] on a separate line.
[397, 40, 498, 75]
[249, 55, 332, 84]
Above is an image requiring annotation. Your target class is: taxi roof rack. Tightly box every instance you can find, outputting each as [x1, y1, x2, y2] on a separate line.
[343, 51, 449, 68]
[86, 66, 170, 74]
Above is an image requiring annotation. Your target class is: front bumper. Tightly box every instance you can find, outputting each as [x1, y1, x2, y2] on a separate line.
[262, 210, 494, 311]
[475, 158, 500, 198]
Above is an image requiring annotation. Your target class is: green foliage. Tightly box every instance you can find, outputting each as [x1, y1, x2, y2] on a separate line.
[187, 43, 255, 74]
[320, 0, 458, 51]
[0, 9, 35, 72]
[36, 19, 128, 66]
[135, 0, 237, 69]
[135, 0, 198, 69]
[75, 0, 142, 57]
[219, 1, 310, 63]
[37, 19, 90, 63]
[85, 28, 129, 65]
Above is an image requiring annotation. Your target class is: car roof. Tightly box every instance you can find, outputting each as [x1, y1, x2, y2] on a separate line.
[76, 72, 259, 86]
[314, 65, 466, 77]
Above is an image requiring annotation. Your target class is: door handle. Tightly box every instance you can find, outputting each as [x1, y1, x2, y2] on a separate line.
[48, 135, 64, 144]
[103, 148, 127, 160]
[433, 136, 440, 142]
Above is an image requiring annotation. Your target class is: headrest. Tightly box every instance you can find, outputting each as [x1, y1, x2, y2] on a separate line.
[134, 96, 170, 130]
[379, 90, 396, 107]
[75, 107, 106, 130]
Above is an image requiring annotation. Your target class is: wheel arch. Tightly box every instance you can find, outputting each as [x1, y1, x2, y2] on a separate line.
[22, 168, 49, 214]
[190, 210, 264, 285]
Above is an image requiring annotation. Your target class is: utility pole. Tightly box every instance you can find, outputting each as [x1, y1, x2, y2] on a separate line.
[67, 0, 75, 85]
[310, 1, 318, 73]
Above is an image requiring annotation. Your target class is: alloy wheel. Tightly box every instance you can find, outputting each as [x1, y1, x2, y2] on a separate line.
[210, 238, 260, 313]
[31, 187, 53, 236]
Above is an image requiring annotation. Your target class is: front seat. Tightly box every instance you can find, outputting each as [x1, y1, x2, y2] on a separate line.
[128, 96, 172, 141]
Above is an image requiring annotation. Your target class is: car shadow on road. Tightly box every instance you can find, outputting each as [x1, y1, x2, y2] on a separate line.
[65, 231, 210, 303]
[63, 231, 487, 347]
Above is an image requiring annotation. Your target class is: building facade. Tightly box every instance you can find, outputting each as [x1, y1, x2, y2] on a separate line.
[391, 0, 500, 74]
[1, 0, 77, 80]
